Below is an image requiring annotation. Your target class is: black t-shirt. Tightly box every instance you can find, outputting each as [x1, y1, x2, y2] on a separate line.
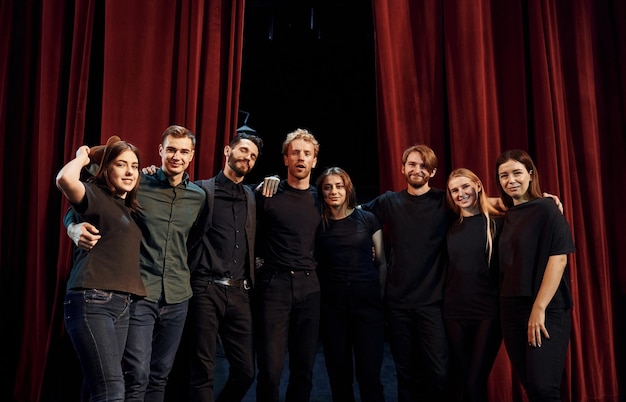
[68, 183, 145, 296]
[361, 188, 455, 307]
[315, 208, 381, 282]
[499, 198, 576, 309]
[255, 180, 320, 272]
[444, 214, 502, 319]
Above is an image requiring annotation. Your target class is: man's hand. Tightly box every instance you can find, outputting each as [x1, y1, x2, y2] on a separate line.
[489, 194, 563, 214]
[543, 192, 564, 214]
[141, 165, 158, 175]
[255, 176, 280, 197]
[67, 222, 101, 251]
[488, 197, 507, 213]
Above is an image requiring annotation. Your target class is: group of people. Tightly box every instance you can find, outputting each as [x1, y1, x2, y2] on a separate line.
[56, 125, 575, 402]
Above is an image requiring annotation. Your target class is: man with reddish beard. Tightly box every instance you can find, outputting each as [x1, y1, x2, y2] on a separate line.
[186, 133, 264, 401]
[360, 144, 454, 402]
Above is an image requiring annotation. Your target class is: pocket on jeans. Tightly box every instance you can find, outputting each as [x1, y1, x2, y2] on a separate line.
[84, 289, 113, 304]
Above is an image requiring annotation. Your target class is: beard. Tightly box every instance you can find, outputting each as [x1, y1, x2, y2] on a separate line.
[227, 156, 250, 177]
[406, 172, 429, 189]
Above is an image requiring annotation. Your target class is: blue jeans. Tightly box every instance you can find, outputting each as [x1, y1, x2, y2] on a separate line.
[123, 298, 189, 402]
[64, 289, 133, 402]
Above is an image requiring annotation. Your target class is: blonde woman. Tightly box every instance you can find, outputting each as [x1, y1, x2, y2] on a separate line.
[444, 168, 503, 402]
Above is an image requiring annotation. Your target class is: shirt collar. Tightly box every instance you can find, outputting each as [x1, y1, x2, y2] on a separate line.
[155, 168, 190, 186]
[216, 170, 244, 192]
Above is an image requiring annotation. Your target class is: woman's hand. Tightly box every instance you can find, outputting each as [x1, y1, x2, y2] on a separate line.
[528, 305, 550, 347]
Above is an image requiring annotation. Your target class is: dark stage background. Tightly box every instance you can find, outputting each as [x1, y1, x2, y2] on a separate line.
[239, 1, 380, 202]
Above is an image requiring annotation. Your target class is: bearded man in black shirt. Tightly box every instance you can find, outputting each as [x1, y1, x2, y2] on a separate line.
[360, 144, 454, 402]
[186, 133, 264, 402]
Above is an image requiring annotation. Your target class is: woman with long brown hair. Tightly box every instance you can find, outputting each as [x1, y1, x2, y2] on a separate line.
[495, 149, 575, 401]
[56, 137, 145, 401]
[315, 166, 388, 402]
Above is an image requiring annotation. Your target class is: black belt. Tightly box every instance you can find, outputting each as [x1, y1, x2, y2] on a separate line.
[260, 269, 314, 277]
[210, 276, 251, 290]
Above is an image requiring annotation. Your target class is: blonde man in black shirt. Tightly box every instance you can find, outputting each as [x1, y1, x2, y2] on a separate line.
[253, 128, 321, 402]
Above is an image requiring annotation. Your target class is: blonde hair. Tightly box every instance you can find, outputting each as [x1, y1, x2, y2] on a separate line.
[446, 168, 502, 266]
[282, 128, 320, 157]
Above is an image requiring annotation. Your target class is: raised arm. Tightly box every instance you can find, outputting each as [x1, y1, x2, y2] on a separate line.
[59, 154, 102, 251]
[56, 145, 90, 204]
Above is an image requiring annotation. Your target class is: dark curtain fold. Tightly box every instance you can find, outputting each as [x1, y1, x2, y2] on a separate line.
[1, 1, 244, 401]
[99, 0, 244, 176]
[372, 0, 624, 401]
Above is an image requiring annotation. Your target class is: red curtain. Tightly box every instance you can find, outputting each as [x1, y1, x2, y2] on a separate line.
[372, 0, 624, 401]
[2, 0, 625, 401]
[1, 1, 245, 401]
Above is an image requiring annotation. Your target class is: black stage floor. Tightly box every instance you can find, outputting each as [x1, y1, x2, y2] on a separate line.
[214, 341, 398, 402]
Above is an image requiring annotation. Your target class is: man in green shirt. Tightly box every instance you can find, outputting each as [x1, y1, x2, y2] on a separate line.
[66, 125, 205, 402]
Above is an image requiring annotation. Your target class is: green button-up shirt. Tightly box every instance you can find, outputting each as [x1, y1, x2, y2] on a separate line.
[136, 169, 205, 303]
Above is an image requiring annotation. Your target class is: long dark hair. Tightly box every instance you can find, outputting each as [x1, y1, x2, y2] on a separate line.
[315, 167, 357, 228]
[495, 149, 542, 208]
[88, 140, 141, 211]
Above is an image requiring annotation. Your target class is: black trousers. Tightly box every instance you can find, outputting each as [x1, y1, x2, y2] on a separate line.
[500, 298, 571, 402]
[253, 269, 321, 402]
[187, 279, 255, 402]
[320, 280, 386, 402]
[387, 303, 449, 402]
[444, 316, 502, 402]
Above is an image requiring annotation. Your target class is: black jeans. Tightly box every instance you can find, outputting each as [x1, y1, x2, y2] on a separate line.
[445, 316, 502, 402]
[253, 269, 321, 402]
[188, 279, 254, 402]
[387, 303, 449, 402]
[320, 280, 385, 402]
[500, 297, 571, 402]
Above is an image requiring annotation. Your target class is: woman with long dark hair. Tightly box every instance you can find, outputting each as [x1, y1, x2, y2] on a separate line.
[495, 149, 575, 401]
[315, 166, 387, 402]
[56, 137, 146, 401]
